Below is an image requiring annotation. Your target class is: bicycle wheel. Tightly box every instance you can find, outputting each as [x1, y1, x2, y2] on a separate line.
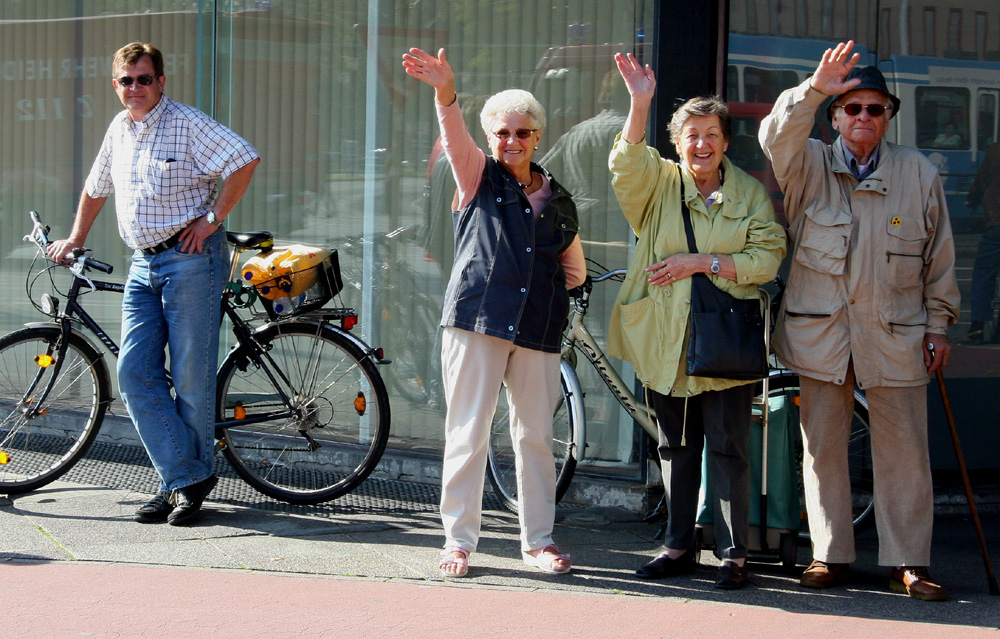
[758, 372, 875, 542]
[486, 358, 582, 513]
[0, 327, 111, 493]
[216, 322, 391, 504]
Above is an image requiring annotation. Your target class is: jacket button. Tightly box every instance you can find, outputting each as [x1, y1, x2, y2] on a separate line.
[526, 247, 531, 252]
[496, 197, 502, 203]
[508, 325, 514, 331]
[520, 288, 526, 293]
[525, 208, 531, 214]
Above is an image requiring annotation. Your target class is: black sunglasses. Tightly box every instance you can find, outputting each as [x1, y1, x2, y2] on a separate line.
[116, 73, 158, 87]
[834, 103, 888, 117]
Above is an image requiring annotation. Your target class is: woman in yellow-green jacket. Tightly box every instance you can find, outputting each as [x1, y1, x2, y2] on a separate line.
[609, 52, 786, 590]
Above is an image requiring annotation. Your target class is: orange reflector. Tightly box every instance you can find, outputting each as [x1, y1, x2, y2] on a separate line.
[0, 452, 9, 464]
[234, 402, 246, 420]
[354, 391, 367, 416]
[792, 396, 801, 406]
[35, 354, 55, 368]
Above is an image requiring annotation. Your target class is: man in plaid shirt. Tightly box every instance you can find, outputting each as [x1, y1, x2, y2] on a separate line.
[48, 42, 260, 525]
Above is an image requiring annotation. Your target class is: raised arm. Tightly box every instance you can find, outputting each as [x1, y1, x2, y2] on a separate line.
[614, 52, 656, 144]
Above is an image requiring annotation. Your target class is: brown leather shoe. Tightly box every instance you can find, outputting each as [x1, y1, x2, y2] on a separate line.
[800, 559, 850, 588]
[889, 567, 948, 601]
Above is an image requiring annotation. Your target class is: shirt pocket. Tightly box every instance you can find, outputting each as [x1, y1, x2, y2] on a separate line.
[794, 205, 851, 275]
[884, 215, 926, 290]
[152, 159, 198, 199]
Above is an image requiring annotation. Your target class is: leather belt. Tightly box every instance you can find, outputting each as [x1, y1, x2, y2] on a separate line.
[140, 231, 183, 256]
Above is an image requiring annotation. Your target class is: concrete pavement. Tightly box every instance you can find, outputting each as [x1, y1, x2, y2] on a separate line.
[2, 474, 998, 638]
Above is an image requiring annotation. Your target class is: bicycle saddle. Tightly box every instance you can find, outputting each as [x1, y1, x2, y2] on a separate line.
[227, 231, 274, 250]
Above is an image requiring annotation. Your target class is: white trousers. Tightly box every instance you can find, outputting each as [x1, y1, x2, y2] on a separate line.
[439, 327, 562, 553]
[800, 369, 934, 567]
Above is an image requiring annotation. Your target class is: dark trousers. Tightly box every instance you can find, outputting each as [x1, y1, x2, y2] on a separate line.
[648, 384, 753, 560]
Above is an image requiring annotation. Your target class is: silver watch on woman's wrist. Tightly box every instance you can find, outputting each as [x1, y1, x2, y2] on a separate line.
[710, 255, 720, 274]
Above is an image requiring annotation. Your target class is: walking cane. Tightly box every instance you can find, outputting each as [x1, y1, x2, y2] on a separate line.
[929, 343, 999, 596]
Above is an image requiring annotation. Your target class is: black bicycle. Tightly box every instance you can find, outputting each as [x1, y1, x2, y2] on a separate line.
[0, 211, 391, 504]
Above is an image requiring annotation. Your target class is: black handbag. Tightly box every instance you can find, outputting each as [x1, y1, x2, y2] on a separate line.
[678, 169, 767, 380]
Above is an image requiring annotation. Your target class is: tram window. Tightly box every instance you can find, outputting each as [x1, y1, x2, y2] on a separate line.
[916, 86, 970, 150]
[744, 67, 799, 104]
[728, 116, 767, 171]
[727, 65, 738, 100]
[978, 92, 998, 148]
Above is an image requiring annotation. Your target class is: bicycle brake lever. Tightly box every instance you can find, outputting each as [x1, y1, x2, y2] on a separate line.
[70, 258, 97, 292]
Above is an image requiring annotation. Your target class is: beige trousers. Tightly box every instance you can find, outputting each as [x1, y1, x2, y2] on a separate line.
[439, 327, 562, 554]
[800, 369, 934, 567]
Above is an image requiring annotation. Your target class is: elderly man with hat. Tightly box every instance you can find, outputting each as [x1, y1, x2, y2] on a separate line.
[759, 41, 959, 600]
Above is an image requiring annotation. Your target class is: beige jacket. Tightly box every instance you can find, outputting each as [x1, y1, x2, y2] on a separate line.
[606, 134, 786, 397]
[759, 79, 960, 388]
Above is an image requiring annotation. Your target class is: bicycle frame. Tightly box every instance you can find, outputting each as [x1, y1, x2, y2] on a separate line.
[562, 270, 658, 444]
[26, 240, 355, 434]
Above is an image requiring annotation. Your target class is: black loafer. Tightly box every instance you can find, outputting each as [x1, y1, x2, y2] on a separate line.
[635, 548, 697, 579]
[134, 491, 174, 523]
[167, 475, 218, 526]
[715, 560, 749, 590]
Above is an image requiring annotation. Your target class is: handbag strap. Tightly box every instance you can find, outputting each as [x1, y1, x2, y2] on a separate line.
[677, 164, 700, 254]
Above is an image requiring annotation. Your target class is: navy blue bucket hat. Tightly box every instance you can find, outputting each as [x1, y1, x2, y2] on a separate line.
[825, 65, 900, 121]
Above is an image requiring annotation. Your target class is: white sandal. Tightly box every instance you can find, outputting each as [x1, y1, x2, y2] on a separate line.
[523, 545, 572, 574]
[439, 547, 470, 578]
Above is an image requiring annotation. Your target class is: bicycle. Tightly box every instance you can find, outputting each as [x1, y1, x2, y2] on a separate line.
[487, 262, 874, 543]
[0, 211, 391, 504]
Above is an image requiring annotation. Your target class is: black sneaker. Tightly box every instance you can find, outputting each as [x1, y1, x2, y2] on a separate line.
[134, 491, 174, 523]
[166, 475, 218, 526]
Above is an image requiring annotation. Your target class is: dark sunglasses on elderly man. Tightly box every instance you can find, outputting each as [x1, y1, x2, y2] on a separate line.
[116, 73, 158, 87]
[493, 128, 537, 140]
[833, 103, 888, 117]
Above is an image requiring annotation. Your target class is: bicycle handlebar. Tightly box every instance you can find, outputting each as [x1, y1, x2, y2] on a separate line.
[25, 210, 114, 275]
[591, 268, 626, 283]
[72, 248, 114, 275]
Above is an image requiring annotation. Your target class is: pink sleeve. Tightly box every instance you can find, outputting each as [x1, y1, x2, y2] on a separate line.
[436, 100, 486, 210]
[559, 235, 586, 289]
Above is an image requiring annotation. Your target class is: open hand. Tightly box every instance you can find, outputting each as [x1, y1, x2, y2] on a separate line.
[402, 48, 454, 90]
[615, 52, 655, 105]
[809, 41, 861, 96]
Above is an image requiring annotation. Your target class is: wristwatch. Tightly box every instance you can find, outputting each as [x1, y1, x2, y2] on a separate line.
[206, 211, 223, 227]
[710, 255, 720, 274]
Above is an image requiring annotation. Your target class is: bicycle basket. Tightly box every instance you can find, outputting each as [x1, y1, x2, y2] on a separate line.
[244, 247, 343, 319]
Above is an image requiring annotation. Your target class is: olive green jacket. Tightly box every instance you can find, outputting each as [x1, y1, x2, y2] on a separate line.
[606, 134, 786, 397]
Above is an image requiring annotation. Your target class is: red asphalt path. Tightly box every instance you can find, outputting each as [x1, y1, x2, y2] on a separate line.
[4, 562, 994, 639]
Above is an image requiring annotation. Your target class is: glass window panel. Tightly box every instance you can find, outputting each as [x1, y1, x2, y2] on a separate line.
[916, 86, 970, 150]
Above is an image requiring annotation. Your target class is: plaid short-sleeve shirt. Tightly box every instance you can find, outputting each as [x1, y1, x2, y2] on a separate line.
[86, 95, 259, 250]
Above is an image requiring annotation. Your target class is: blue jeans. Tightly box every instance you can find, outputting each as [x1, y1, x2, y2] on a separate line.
[969, 226, 1000, 323]
[118, 230, 228, 492]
